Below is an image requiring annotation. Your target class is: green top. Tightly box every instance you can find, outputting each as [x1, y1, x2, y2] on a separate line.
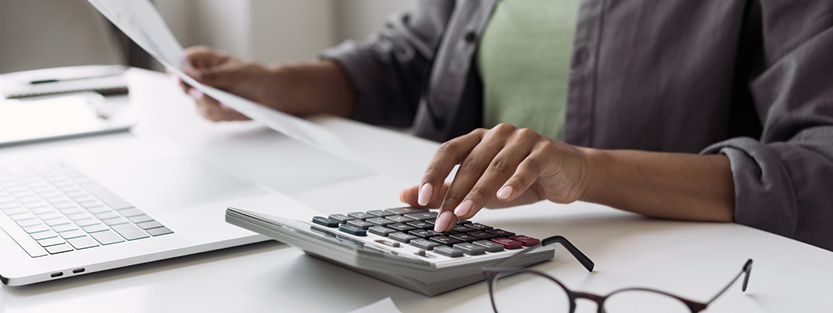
[478, 0, 581, 140]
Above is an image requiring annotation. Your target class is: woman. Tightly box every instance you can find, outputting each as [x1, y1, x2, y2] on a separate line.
[179, 1, 833, 250]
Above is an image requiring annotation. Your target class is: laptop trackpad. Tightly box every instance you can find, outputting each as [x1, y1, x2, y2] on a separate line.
[82, 156, 265, 213]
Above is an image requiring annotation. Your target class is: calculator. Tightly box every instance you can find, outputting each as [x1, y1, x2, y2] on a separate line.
[225, 206, 555, 296]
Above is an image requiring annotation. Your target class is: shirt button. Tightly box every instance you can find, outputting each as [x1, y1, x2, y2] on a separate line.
[572, 47, 589, 69]
[464, 31, 477, 43]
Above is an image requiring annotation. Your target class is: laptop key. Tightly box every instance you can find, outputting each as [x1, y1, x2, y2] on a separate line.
[75, 218, 100, 227]
[31, 230, 59, 240]
[112, 223, 150, 240]
[17, 218, 42, 227]
[128, 214, 154, 224]
[45, 243, 74, 254]
[146, 227, 173, 236]
[79, 182, 133, 210]
[45, 217, 71, 226]
[67, 236, 99, 250]
[37, 237, 66, 247]
[23, 223, 50, 234]
[90, 230, 125, 245]
[84, 204, 110, 213]
[117, 208, 145, 217]
[59, 229, 87, 239]
[94, 211, 120, 220]
[82, 224, 108, 233]
[52, 223, 79, 233]
[137, 221, 163, 230]
[67, 212, 93, 221]
[102, 217, 129, 226]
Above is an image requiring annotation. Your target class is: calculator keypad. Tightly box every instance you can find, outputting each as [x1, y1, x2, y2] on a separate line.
[312, 207, 539, 259]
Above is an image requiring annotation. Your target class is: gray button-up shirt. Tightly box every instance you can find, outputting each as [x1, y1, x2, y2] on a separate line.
[322, 0, 833, 251]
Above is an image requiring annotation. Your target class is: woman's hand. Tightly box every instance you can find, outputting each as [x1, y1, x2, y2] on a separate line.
[400, 123, 592, 232]
[174, 46, 356, 121]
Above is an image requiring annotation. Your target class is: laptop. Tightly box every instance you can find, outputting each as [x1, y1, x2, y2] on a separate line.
[0, 132, 365, 286]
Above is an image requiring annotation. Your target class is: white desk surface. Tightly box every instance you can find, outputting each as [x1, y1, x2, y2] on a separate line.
[1, 69, 831, 313]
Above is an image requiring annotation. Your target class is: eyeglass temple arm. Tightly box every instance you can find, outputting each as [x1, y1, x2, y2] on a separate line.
[495, 235, 595, 272]
[706, 259, 753, 304]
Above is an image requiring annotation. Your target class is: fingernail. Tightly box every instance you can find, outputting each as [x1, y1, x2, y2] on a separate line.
[417, 183, 432, 206]
[188, 89, 204, 100]
[219, 103, 232, 110]
[169, 74, 181, 85]
[434, 211, 452, 232]
[498, 186, 514, 200]
[454, 200, 472, 217]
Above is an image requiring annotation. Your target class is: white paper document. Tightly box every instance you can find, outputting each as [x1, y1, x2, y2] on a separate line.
[87, 0, 353, 156]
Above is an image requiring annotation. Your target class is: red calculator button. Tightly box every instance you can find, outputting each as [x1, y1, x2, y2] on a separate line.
[509, 235, 540, 247]
[490, 238, 522, 249]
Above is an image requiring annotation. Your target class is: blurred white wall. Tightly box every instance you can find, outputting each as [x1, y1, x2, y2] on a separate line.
[157, 0, 417, 65]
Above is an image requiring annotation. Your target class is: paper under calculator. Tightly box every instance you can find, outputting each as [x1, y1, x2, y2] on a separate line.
[225, 206, 555, 296]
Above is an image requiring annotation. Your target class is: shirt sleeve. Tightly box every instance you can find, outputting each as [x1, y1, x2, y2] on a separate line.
[320, 1, 455, 128]
[702, 3, 833, 250]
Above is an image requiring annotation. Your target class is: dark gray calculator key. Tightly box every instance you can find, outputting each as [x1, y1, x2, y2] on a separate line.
[408, 229, 442, 239]
[385, 215, 415, 223]
[404, 212, 438, 221]
[388, 232, 418, 243]
[368, 226, 397, 237]
[365, 217, 395, 226]
[386, 223, 417, 232]
[486, 229, 516, 237]
[453, 243, 487, 255]
[410, 239, 441, 250]
[312, 216, 340, 228]
[328, 214, 355, 223]
[347, 212, 374, 220]
[367, 210, 396, 217]
[385, 207, 428, 215]
[346, 219, 374, 229]
[430, 236, 462, 246]
[456, 219, 472, 225]
[338, 224, 367, 236]
[452, 225, 475, 233]
[433, 246, 464, 258]
[449, 234, 480, 242]
[469, 231, 498, 240]
[464, 223, 492, 230]
[405, 221, 433, 229]
[473, 240, 505, 252]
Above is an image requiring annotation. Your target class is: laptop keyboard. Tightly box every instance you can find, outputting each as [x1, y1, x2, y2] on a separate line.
[313, 207, 540, 258]
[0, 162, 173, 258]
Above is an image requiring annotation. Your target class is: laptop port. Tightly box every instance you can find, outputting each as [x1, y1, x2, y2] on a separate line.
[50, 272, 63, 278]
[72, 268, 86, 274]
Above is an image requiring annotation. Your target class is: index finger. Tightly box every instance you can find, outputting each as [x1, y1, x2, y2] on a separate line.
[418, 129, 486, 208]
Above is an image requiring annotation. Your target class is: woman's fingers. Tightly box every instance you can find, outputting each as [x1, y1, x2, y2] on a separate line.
[418, 129, 485, 208]
[194, 95, 248, 122]
[452, 132, 536, 220]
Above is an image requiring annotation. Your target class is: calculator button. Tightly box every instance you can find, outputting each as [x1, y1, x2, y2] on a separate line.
[385, 207, 428, 215]
[453, 243, 487, 255]
[449, 234, 479, 242]
[456, 219, 472, 225]
[452, 225, 474, 233]
[312, 216, 340, 228]
[433, 246, 464, 258]
[365, 217, 395, 226]
[347, 212, 374, 220]
[389, 232, 418, 243]
[367, 210, 396, 217]
[509, 235, 540, 246]
[473, 240, 505, 252]
[387, 223, 417, 232]
[491, 238, 523, 249]
[368, 226, 397, 237]
[465, 223, 493, 230]
[430, 236, 462, 246]
[404, 212, 438, 221]
[486, 229, 516, 237]
[346, 220, 374, 230]
[468, 231, 498, 240]
[408, 229, 442, 239]
[328, 214, 355, 223]
[385, 215, 416, 223]
[410, 239, 441, 250]
[338, 224, 367, 236]
[405, 221, 433, 229]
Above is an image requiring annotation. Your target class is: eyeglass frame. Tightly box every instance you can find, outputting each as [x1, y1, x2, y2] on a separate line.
[481, 235, 753, 313]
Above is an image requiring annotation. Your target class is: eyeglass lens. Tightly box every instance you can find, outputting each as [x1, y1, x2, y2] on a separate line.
[603, 290, 690, 313]
[491, 271, 571, 313]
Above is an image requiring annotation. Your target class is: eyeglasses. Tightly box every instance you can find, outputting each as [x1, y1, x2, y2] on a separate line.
[482, 236, 752, 313]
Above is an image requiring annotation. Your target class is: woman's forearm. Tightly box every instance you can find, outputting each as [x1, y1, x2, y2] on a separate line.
[580, 149, 735, 222]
